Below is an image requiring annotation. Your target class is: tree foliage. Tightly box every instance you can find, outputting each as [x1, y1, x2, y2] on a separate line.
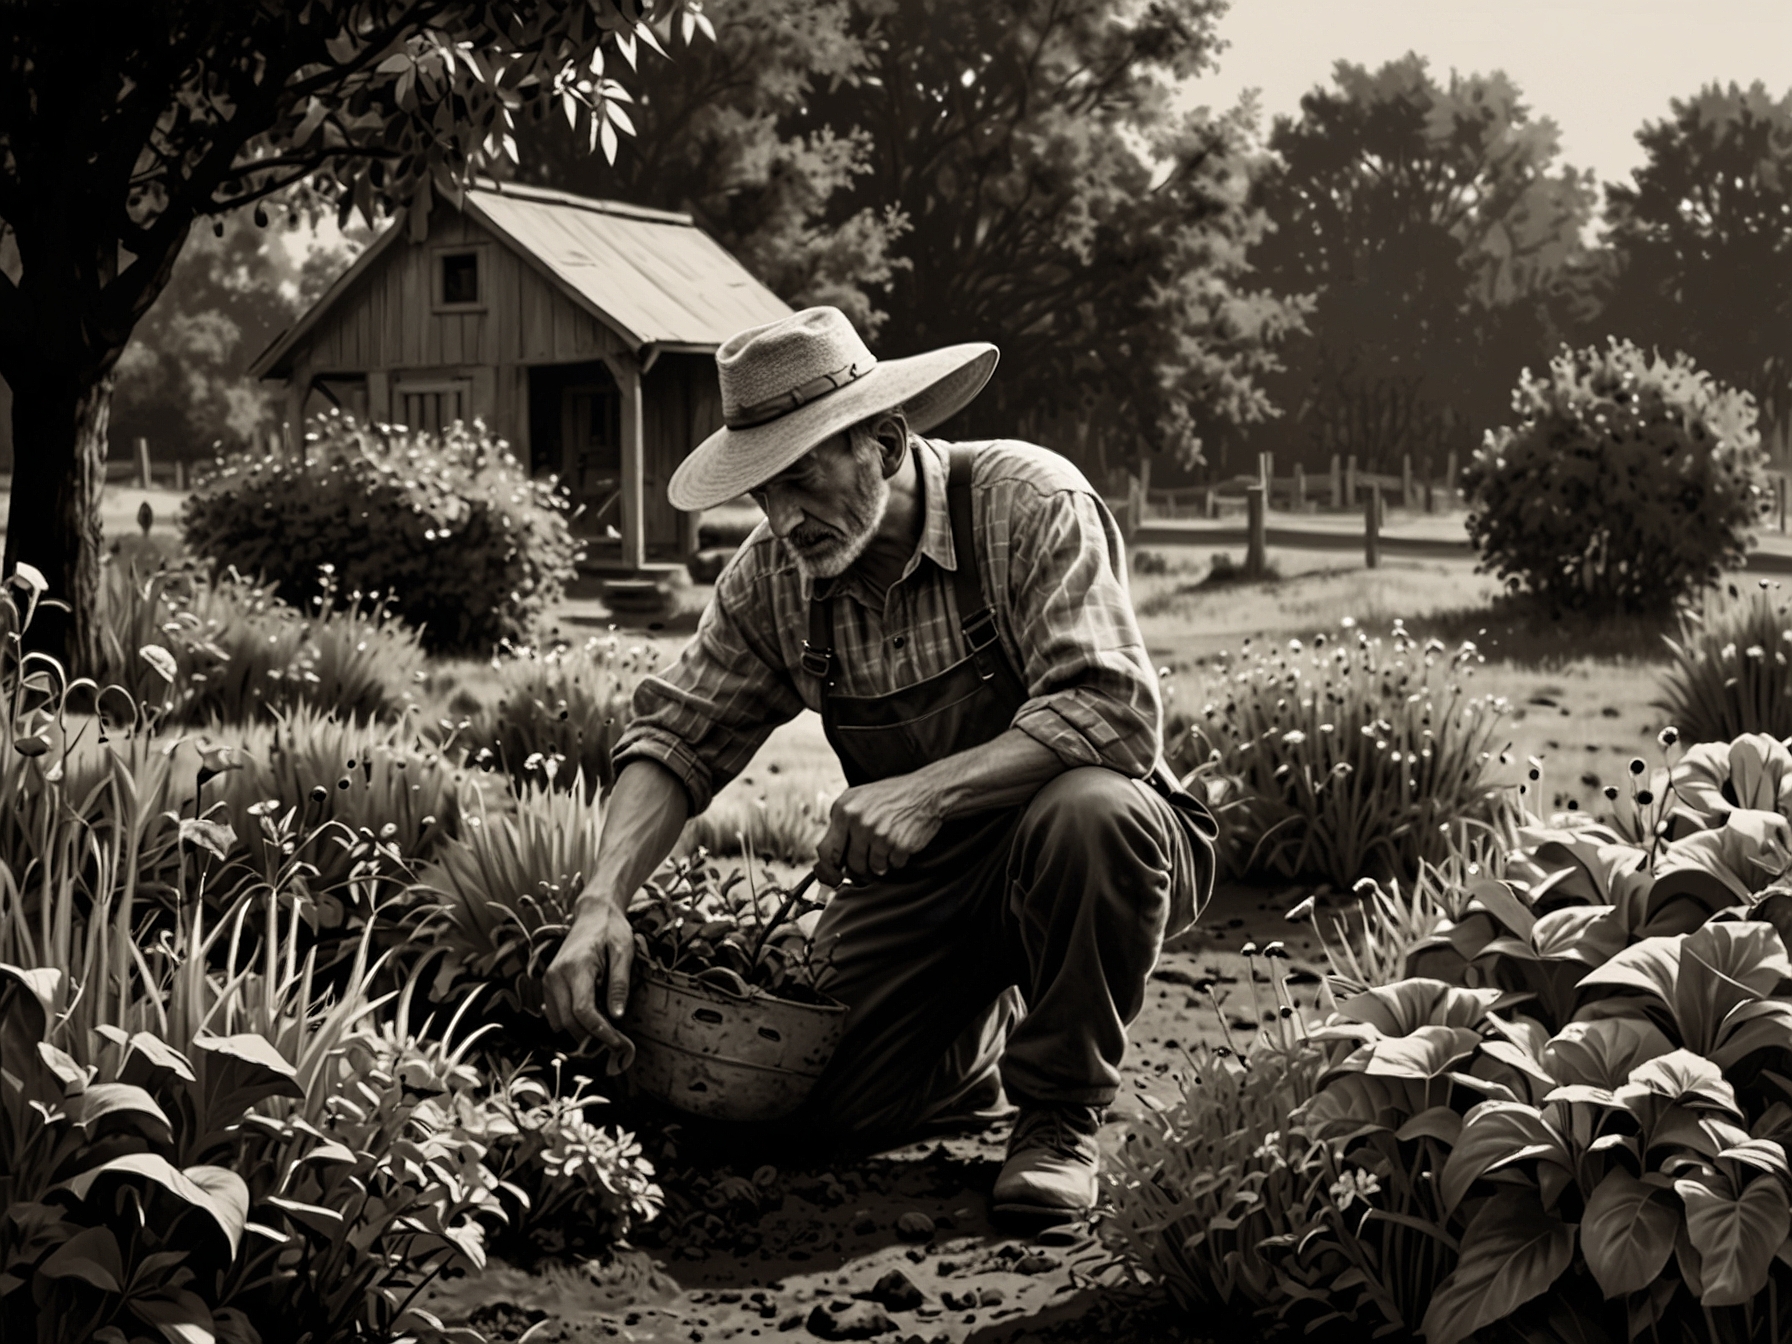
[1244, 55, 1596, 474]
[796, 0, 1302, 470]
[1599, 81, 1792, 449]
[108, 219, 365, 459]
[515, 0, 909, 338]
[0, 0, 689, 668]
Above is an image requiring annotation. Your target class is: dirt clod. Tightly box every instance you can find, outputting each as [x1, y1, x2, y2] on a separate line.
[893, 1211, 935, 1242]
[804, 1301, 896, 1339]
[870, 1269, 925, 1312]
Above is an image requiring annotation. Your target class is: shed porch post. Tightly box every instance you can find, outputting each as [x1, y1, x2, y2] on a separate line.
[614, 354, 646, 572]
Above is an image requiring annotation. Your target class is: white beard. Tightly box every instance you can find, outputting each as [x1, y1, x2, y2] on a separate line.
[782, 450, 890, 581]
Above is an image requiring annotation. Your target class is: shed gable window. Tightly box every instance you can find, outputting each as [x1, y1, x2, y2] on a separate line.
[439, 251, 480, 306]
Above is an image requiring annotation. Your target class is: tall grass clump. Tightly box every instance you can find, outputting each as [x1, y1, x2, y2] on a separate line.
[460, 635, 656, 798]
[411, 776, 602, 1024]
[98, 562, 423, 724]
[1186, 619, 1519, 887]
[1656, 578, 1792, 744]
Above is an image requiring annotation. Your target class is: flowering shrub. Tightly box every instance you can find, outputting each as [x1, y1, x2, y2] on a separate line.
[1657, 580, 1792, 744]
[182, 411, 580, 656]
[1186, 619, 1518, 887]
[1465, 338, 1766, 616]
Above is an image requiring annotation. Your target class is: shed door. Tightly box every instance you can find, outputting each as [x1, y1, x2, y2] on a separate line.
[397, 379, 471, 435]
[563, 385, 622, 536]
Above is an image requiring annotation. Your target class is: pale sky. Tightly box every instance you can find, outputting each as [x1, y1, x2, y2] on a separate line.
[1176, 0, 1792, 188]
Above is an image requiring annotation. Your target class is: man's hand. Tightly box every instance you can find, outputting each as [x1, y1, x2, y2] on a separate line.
[544, 898, 637, 1054]
[816, 773, 945, 886]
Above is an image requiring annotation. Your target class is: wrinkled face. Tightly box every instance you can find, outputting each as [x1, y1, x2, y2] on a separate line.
[751, 423, 890, 581]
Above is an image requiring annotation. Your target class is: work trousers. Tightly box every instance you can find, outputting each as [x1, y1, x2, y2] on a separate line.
[800, 766, 1203, 1142]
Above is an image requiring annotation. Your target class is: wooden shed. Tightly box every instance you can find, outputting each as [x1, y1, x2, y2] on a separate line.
[251, 182, 792, 576]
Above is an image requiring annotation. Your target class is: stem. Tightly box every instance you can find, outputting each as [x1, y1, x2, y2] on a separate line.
[750, 870, 817, 969]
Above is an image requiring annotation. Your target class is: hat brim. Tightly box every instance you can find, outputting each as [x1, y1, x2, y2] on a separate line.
[667, 343, 999, 512]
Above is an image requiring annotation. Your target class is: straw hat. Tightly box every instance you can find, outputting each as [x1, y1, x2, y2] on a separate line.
[667, 306, 999, 511]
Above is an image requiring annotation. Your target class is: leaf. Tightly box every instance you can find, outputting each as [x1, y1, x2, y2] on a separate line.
[139, 644, 179, 683]
[1543, 1017, 1675, 1090]
[36, 1225, 125, 1292]
[1336, 978, 1504, 1036]
[1674, 921, 1792, 1055]
[1364, 1025, 1484, 1079]
[1579, 935, 1683, 1007]
[182, 1166, 250, 1256]
[1466, 878, 1537, 940]
[178, 818, 237, 861]
[1529, 906, 1625, 966]
[1676, 1175, 1791, 1306]
[1616, 1048, 1742, 1117]
[129, 1288, 216, 1344]
[1419, 1190, 1576, 1344]
[1581, 1168, 1679, 1298]
[1396, 1106, 1464, 1146]
[191, 1033, 303, 1122]
[68, 1082, 173, 1142]
[58, 1154, 247, 1253]
[1439, 1100, 1573, 1214]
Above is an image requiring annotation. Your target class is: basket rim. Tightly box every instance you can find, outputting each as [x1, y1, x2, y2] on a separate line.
[636, 961, 847, 1015]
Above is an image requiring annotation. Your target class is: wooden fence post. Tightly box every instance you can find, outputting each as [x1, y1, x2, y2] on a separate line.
[1365, 482, 1382, 570]
[136, 436, 152, 489]
[1444, 450, 1458, 504]
[173, 460, 186, 492]
[1779, 475, 1787, 535]
[1345, 454, 1357, 508]
[1123, 470, 1142, 543]
[1294, 463, 1307, 512]
[1401, 454, 1413, 509]
[1246, 484, 1267, 578]
[1330, 454, 1343, 509]
[1204, 486, 1216, 519]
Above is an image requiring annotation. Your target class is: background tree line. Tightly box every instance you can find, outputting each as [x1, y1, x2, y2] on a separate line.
[33, 0, 1783, 492]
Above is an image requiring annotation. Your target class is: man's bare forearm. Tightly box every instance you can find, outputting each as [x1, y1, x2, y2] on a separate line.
[575, 759, 692, 916]
[916, 728, 1069, 818]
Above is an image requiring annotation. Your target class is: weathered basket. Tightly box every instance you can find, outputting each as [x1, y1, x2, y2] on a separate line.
[621, 963, 848, 1122]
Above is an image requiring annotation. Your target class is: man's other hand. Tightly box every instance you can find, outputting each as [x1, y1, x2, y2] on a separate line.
[544, 898, 636, 1054]
[816, 774, 945, 886]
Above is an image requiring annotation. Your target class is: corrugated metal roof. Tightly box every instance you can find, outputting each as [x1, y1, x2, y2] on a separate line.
[251, 182, 792, 379]
[464, 183, 792, 349]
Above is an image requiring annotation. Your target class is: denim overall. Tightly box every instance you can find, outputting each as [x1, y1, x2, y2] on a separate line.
[797, 445, 1213, 1141]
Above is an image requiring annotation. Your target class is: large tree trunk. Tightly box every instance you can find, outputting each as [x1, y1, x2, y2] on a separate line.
[3, 365, 112, 674]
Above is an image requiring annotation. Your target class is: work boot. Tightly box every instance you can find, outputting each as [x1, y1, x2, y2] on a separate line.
[991, 1102, 1102, 1220]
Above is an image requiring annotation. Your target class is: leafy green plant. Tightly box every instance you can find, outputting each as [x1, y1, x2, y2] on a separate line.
[1187, 620, 1519, 887]
[182, 411, 580, 656]
[1465, 337, 1767, 616]
[459, 635, 652, 798]
[446, 1059, 663, 1261]
[1102, 955, 1329, 1318]
[1658, 580, 1792, 745]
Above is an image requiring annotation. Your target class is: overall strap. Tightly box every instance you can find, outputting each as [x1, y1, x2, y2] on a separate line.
[946, 446, 1007, 682]
[803, 584, 835, 687]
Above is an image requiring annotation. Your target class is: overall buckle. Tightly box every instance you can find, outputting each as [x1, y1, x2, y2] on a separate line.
[800, 641, 833, 678]
[961, 609, 1001, 681]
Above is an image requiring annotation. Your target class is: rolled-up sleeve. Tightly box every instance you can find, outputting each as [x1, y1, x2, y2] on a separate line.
[1003, 487, 1161, 776]
[611, 566, 804, 815]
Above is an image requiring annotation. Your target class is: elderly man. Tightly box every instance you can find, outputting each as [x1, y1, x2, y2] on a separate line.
[544, 306, 1213, 1219]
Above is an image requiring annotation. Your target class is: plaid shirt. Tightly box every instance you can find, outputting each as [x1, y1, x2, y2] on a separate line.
[613, 436, 1163, 815]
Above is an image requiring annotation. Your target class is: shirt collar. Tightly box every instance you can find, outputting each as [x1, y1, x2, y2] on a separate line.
[801, 435, 958, 604]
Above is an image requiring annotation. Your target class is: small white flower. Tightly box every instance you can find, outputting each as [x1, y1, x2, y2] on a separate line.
[1282, 730, 1307, 745]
